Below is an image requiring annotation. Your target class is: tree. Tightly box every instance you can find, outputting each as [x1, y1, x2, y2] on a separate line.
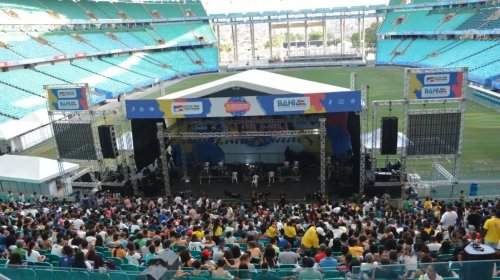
[350, 22, 381, 49]
[308, 31, 323, 41]
[264, 34, 285, 48]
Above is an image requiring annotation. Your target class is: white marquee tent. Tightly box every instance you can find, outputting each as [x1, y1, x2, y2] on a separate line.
[0, 154, 79, 196]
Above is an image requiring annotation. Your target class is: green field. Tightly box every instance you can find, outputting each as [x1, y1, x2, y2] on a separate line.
[25, 67, 500, 177]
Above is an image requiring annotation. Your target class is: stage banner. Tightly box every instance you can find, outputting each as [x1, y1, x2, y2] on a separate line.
[407, 68, 466, 100]
[47, 85, 89, 111]
[126, 91, 362, 119]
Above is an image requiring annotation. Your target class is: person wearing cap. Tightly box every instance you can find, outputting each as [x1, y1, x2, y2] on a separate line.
[482, 209, 500, 249]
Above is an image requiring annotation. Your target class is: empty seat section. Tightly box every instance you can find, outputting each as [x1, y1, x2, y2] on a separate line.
[87, 1, 121, 19]
[155, 23, 197, 46]
[0, 0, 52, 21]
[196, 47, 219, 71]
[4, 33, 60, 59]
[101, 55, 176, 81]
[144, 3, 186, 18]
[39, 0, 88, 20]
[447, 42, 500, 67]
[0, 83, 46, 119]
[394, 9, 443, 32]
[423, 40, 497, 67]
[44, 34, 97, 55]
[183, 3, 207, 17]
[0, 46, 23, 62]
[114, 2, 152, 19]
[114, 32, 147, 49]
[437, 9, 477, 31]
[72, 59, 155, 89]
[147, 51, 202, 74]
[0, 116, 9, 124]
[376, 39, 401, 64]
[457, 8, 496, 30]
[129, 31, 157, 46]
[190, 23, 217, 43]
[392, 39, 453, 66]
[77, 0, 116, 19]
[80, 33, 127, 51]
[36, 63, 128, 98]
[0, 69, 66, 96]
[378, 11, 408, 33]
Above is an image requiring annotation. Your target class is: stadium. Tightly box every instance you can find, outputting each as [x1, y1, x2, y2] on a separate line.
[0, 0, 499, 279]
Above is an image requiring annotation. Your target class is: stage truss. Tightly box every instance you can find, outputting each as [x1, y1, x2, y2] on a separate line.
[46, 84, 135, 195]
[370, 67, 467, 197]
[156, 118, 328, 197]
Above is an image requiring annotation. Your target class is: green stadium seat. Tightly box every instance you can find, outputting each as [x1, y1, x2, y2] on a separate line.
[107, 257, 123, 267]
[109, 272, 130, 280]
[44, 254, 61, 262]
[72, 270, 90, 280]
[35, 269, 55, 280]
[90, 272, 110, 280]
[120, 264, 139, 271]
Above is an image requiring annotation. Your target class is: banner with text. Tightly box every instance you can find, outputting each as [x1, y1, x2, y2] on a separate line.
[47, 86, 89, 111]
[407, 70, 465, 100]
[126, 91, 361, 119]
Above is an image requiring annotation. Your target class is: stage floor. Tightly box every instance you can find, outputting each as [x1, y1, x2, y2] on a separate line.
[169, 166, 323, 201]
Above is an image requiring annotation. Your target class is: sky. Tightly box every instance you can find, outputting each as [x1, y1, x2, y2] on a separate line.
[201, 0, 389, 14]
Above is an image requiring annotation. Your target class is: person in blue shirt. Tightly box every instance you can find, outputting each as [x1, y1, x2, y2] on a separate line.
[319, 248, 338, 270]
[59, 245, 75, 268]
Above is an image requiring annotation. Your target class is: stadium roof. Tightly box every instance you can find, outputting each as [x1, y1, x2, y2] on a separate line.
[158, 69, 351, 100]
[0, 155, 79, 184]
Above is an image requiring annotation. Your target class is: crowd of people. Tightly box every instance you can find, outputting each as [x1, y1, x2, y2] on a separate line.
[0, 190, 499, 280]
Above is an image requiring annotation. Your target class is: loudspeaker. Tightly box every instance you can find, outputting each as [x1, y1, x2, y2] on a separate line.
[132, 119, 164, 170]
[98, 125, 118, 159]
[381, 117, 398, 155]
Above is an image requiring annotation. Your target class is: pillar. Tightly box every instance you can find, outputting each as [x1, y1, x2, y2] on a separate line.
[157, 123, 171, 196]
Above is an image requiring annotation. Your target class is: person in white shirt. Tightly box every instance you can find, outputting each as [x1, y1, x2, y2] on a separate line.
[51, 238, 65, 257]
[426, 236, 441, 252]
[26, 241, 46, 263]
[440, 205, 458, 231]
[126, 242, 142, 266]
[72, 218, 84, 231]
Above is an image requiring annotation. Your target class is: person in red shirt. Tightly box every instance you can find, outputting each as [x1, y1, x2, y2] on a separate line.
[314, 244, 327, 263]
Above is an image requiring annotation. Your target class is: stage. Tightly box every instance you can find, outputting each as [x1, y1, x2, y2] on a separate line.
[126, 70, 364, 199]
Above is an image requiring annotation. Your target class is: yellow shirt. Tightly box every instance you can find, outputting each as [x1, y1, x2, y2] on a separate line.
[284, 224, 297, 239]
[193, 230, 204, 240]
[266, 225, 278, 238]
[348, 246, 364, 258]
[301, 226, 319, 249]
[483, 217, 500, 243]
[424, 200, 431, 210]
[214, 226, 223, 237]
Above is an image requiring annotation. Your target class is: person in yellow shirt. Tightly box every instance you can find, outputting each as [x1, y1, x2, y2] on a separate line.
[192, 226, 204, 241]
[266, 221, 278, 239]
[283, 220, 297, 247]
[347, 238, 364, 259]
[482, 210, 500, 249]
[424, 197, 432, 210]
[301, 226, 320, 252]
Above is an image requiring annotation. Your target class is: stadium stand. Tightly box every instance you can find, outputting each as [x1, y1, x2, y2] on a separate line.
[2, 33, 61, 59]
[113, 2, 152, 20]
[154, 23, 200, 46]
[79, 33, 128, 51]
[0, 69, 65, 97]
[38, 0, 89, 20]
[0, 83, 46, 119]
[43, 34, 99, 56]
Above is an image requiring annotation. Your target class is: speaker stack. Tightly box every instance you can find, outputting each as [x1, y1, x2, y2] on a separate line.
[381, 117, 398, 155]
[98, 125, 119, 159]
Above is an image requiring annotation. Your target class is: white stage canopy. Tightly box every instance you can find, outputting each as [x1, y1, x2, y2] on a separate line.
[158, 69, 351, 100]
[0, 155, 79, 184]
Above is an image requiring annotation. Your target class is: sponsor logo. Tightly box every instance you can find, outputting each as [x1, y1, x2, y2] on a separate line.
[273, 97, 310, 112]
[171, 102, 203, 115]
[57, 99, 80, 110]
[424, 74, 450, 85]
[422, 86, 451, 98]
[224, 97, 250, 116]
[57, 89, 77, 98]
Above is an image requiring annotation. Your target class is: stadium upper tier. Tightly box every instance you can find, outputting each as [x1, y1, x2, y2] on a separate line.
[376, 38, 500, 86]
[379, 6, 499, 34]
[0, 25, 216, 64]
[0, 47, 218, 120]
[0, 0, 204, 22]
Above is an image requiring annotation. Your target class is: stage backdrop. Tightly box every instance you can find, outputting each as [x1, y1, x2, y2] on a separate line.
[125, 92, 361, 119]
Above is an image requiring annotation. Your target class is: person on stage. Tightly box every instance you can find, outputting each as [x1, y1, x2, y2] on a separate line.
[268, 170, 275, 186]
[232, 171, 238, 184]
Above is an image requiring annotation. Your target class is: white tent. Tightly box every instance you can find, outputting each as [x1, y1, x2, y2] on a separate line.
[158, 69, 350, 99]
[362, 128, 408, 153]
[0, 154, 79, 184]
